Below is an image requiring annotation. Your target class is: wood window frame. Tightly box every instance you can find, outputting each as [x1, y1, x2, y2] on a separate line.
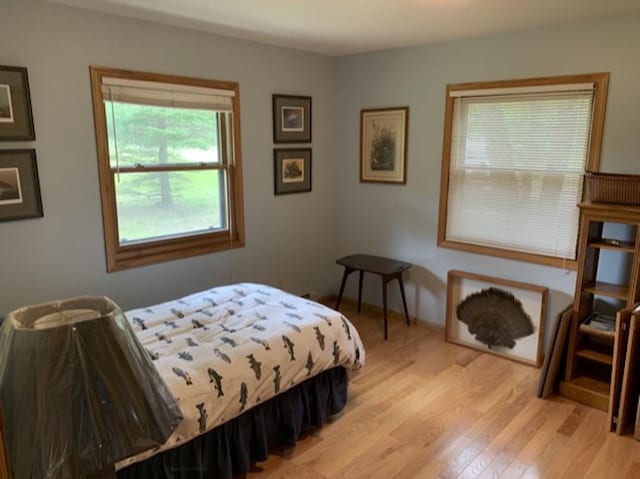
[89, 66, 245, 272]
[437, 72, 610, 269]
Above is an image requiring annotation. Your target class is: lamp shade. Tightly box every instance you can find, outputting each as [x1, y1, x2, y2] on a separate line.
[0, 297, 182, 479]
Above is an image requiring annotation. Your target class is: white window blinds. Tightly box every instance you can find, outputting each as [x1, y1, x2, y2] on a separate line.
[101, 77, 234, 111]
[446, 84, 595, 260]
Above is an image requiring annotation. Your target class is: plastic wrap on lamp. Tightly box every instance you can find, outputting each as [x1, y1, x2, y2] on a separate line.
[0, 296, 183, 479]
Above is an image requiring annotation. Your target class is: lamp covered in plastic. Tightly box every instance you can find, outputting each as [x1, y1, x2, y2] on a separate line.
[0, 296, 183, 479]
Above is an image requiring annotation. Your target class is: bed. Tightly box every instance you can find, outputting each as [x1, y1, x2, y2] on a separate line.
[115, 282, 365, 478]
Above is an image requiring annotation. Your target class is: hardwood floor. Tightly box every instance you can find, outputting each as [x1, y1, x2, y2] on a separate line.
[247, 299, 640, 479]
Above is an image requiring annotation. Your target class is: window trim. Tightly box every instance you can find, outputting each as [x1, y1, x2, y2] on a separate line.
[437, 72, 609, 269]
[89, 66, 245, 272]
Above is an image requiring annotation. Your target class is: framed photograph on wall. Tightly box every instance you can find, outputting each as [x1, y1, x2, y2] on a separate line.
[0, 66, 35, 141]
[273, 148, 311, 195]
[445, 270, 548, 367]
[272, 94, 311, 143]
[0, 149, 43, 222]
[360, 106, 408, 184]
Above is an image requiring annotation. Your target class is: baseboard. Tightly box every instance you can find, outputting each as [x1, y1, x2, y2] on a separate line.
[319, 294, 444, 333]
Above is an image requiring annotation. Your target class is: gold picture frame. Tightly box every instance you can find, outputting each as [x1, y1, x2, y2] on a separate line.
[360, 107, 408, 184]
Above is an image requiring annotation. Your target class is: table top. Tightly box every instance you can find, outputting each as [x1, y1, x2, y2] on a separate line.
[336, 254, 411, 275]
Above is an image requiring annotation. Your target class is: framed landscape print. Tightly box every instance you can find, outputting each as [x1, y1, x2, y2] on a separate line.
[273, 148, 311, 195]
[273, 94, 311, 143]
[0, 66, 35, 141]
[445, 270, 548, 367]
[360, 107, 408, 184]
[0, 149, 43, 222]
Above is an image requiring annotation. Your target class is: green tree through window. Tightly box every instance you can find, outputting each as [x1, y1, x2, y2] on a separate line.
[106, 103, 226, 243]
[91, 66, 244, 271]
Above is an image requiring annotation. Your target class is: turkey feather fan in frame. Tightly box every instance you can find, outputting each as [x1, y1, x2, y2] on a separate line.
[445, 270, 548, 367]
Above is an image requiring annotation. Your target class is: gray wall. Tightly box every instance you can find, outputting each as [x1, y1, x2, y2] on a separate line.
[333, 15, 640, 341]
[0, 0, 337, 314]
[2, 0, 639, 345]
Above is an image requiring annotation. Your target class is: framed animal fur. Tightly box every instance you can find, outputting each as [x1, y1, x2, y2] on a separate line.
[445, 270, 548, 367]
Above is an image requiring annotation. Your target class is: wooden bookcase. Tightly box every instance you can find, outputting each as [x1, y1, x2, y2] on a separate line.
[560, 202, 640, 423]
[618, 313, 640, 434]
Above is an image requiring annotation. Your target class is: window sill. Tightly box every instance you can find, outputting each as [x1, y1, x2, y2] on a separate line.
[437, 238, 578, 271]
[106, 231, 244, 272]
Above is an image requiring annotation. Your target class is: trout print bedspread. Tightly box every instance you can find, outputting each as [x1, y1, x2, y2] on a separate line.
[116, 283, 365, 469]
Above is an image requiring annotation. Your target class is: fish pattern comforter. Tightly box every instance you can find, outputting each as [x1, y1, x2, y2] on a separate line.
[116, 283, 365, 469]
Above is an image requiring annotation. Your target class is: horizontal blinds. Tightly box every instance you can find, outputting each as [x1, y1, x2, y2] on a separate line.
[449, 82, 594, 97]
[101, 77, 234, 111]
[446, 89, 594, 259]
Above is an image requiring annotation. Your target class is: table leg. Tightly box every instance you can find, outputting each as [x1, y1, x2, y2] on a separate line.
[382, 275, 389, 340]
[335, 267, 353, 311]
[358, 270, 364, 313]
[398, 274, 410, 326]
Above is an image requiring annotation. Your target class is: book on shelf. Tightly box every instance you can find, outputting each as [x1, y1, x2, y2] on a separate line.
[584, 312, 616, 332]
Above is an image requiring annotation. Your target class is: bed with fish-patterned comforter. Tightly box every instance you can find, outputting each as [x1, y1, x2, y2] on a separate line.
[116, 282, 365, 470]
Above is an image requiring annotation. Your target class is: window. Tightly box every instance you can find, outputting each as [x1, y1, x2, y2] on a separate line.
[90, 67, 244, 271]
[438, 73, 609, 269]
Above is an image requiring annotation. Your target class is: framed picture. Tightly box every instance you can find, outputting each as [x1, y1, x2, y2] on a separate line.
[273, 148, 311, 195]
[0, 149, 43, 222]
[537, 304, 572, 398]
[272, 94, 311, 143]
[0, 66, 35, 141]
[445, 270, 548, 367]
[360, 107, 408, 184]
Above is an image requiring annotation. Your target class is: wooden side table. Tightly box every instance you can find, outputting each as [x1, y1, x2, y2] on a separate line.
[335, 254, 412, 340]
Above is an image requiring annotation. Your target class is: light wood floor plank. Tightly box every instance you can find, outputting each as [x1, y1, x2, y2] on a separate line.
[416, 370, 538, 478]
[246, 299, 640, 479]
[625, 461, 640, 479]
[494, 401, 572, 479]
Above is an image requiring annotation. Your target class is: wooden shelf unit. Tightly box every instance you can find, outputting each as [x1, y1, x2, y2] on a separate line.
[582, 281, 629, 300]
[559, 375, 611, 411]
[562, 202, 640, 425]
[588, 240, 636, 253]
[576, 347, 614, 365]
[579, 322, 616, 340]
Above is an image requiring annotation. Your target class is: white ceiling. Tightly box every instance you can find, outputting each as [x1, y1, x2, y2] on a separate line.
[49, 0, 640, 56]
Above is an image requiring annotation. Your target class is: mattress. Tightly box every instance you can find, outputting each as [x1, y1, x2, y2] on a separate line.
[116, 283, 365, 469]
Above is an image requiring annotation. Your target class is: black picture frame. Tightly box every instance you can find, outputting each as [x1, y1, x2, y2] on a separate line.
[0, 66, 35, 141]
[0, 149, 43, 222]
[272, 94, 311, 143]
[274, 148, 312, 195]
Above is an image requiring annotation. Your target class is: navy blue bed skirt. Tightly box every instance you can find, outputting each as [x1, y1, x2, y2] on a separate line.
[117, 367, 348, 479]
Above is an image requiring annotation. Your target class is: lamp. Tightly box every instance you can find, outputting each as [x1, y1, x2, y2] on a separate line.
[0, 296, 182, 479]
